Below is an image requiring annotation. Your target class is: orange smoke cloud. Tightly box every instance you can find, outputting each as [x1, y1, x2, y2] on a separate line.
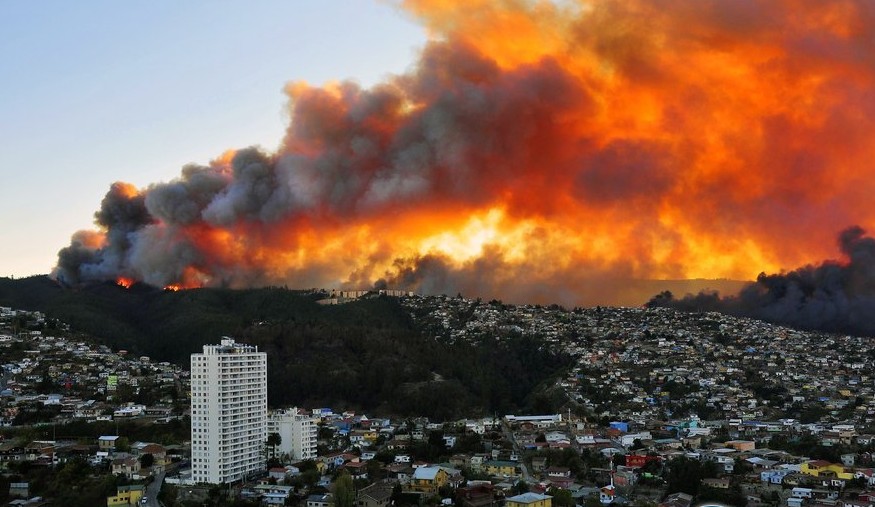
[54, 0, 875, 306]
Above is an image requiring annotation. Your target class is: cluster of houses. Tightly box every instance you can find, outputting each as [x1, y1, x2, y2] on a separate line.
[0, 432, 175, 506]
[219, 408, 875, 507]
[400, 296, 875, 427]
[499, 413, 875, 507]
[0, 307, 187, 429]
[5, 295, 875, 507]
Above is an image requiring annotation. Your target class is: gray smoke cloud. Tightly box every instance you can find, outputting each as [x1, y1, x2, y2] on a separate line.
[145, 163, 230, 225]
[55, 183, 152, 285]
[647, 226, 875, 336]
[52, 41, 590, 289]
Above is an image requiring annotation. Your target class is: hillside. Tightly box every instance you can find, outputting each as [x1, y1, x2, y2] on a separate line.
[0, 276, 570, 419]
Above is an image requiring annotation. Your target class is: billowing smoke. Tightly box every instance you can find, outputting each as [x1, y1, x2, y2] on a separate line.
[56, 182, 152, 284]
[53, 1, 875, 306]
[648, 227, 875, 336]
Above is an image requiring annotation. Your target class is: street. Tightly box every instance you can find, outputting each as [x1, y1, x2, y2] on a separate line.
[501, 420, 534, 483]
[143, 469, 165, 507]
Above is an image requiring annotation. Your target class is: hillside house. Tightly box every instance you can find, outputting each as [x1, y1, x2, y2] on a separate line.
[457, 483, 497, 507]
[531, 456, 548, 472]
[98, 436, 119, 453]
[111, 456, 139, 478]
[506, 493, 553, 507]
[801, 460, 854, 481]
[410, 466, 449, 493]
[308, 494, 334, 507]
[485, 460, 518, 477]
[106, 484, 144, 506]
[356, 482, 393, 507]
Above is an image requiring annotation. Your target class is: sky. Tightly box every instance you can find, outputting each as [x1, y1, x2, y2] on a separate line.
[0, 0, 426, 278]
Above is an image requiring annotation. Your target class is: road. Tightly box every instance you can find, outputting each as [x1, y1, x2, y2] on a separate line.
[143, 469, 165, 507]
[501, 421, 534, 483]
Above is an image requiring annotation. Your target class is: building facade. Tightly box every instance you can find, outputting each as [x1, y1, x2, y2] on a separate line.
[267, 407, 318, 461]
[191, 337, 267, 484]
[505, 492, 552, 507]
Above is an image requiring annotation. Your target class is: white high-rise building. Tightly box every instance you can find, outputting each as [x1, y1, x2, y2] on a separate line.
[191, 337, 267, 484]
[267, 407, 318, 461]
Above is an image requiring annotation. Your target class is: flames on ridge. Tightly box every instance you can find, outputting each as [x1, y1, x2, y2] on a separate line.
[54, 0, 875, 306]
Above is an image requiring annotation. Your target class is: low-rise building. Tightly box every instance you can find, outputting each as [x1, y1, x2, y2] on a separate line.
[356, 482, 393, 507]
[506, 492, 552, 507]
[410, 466, 449, 493]
[106, 484, 144, 506]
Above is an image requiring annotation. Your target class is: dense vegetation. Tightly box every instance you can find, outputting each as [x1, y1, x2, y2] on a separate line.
[3, 458, 122, 507]
[0, 276, 570, 418]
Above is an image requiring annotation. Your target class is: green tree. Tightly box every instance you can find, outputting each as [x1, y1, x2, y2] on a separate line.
[267, 432, 282, 459]
[140, 453, 154, 468]
[366, 459, 383, 481]
[114, 383, 136, 404]
[698, 484, 745, 506]
[664, 456, 718, 497]
[733, 457, 753, 475]
[452, 432, 483, 454]
[115, 437, 130, 453]
[299, 460, 318, 472]
[548, 487, 574, 507]
[301, 470, 321, 488]
[334, 472, 355, 507]
[513, 480, 530, 495]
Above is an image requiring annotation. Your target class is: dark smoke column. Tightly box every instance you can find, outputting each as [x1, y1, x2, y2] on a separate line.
[647, 226, 875, 337]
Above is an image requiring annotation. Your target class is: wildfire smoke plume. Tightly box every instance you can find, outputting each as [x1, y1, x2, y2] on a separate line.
[54, 0, 875, 307]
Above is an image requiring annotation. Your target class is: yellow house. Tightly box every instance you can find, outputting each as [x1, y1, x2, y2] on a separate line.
[485, 460, 519, 477]
[506, 492, 552, 507]
[107, 484, 145, 506]
[801, 460, 854, 480]
[410, 466, 449, 493]
[363, 430, 379, 442]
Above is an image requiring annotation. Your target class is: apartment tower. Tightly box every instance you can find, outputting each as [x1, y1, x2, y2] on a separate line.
[267, 407, 318, 461]
[191, 337, 267, 484]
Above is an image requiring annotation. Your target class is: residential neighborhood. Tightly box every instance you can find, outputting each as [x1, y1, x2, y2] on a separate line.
[1, 296, 875, 507]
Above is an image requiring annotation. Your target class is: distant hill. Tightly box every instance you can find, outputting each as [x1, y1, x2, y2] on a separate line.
[605, 278, 750, 307]
[0, 276, 570, 419]
[0, 275, 321, 362]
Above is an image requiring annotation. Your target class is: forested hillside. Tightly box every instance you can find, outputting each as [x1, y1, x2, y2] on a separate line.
[0, 276, 570, 418]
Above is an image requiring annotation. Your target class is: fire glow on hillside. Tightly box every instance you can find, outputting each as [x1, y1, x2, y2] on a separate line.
[54, 0, 875, 306]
